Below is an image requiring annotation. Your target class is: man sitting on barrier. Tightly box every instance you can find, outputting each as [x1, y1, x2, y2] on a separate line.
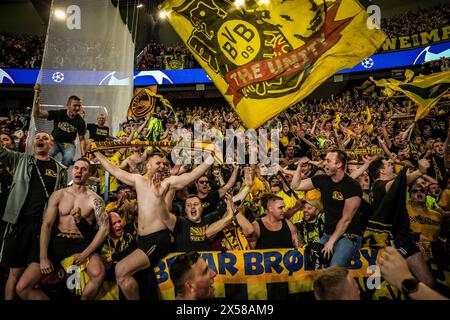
[94, 147, 219, 300]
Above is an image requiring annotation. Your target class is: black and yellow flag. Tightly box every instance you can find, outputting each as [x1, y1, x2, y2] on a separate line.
[355, 80, 375, 96]
[371, 70, 450, 121]
[363, 167, 410, 248]
[162, 0, 386, 128]
[163, 54, 185, 69]
[127, 87, 173, 120]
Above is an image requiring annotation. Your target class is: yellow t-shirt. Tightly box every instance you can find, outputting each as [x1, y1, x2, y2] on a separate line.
[99, 152, 122, 194]
[438, 189, 450, 211]
[277, 189, 322, 224]
[407, 204, 442, 241]
[276, 190, 305, 224]
[280, 135, 289, 147]
[116, 130, 127, 138]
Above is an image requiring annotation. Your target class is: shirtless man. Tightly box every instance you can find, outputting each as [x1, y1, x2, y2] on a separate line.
[119, 146, 148, 174]
[15, 158, 109, 300]
[94, 149, 217, 300]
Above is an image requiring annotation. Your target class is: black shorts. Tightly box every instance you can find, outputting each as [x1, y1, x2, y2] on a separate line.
[49, 231, 90, 263]
[0, 218, 41, 268]
[391, 237, 420, 258]
[137, 229, 171, 265]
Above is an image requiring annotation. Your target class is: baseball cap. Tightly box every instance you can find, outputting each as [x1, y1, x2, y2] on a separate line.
[303, 198, 323, 211]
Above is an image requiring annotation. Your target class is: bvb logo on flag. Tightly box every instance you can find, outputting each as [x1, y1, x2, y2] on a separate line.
[127, 88, 174, 120]
[163, 0, 386, 128]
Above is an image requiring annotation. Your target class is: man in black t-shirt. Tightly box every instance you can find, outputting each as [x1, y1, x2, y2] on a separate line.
[87, 114, 110, 142]
[85, 113, 110, 155]
[367, 156, 435, 288]
[195, 164, 239, 216]
[158, 194, 234, 252]
[34, 85, 86, 167]
[291, 150, 363, 267]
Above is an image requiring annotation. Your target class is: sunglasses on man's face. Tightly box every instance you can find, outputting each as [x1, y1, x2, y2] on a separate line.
[411, 189, 425, 194]
[198, 180, 209, 184]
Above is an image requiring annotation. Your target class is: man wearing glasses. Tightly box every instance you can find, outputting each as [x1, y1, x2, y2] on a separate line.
[195, 163, 239, 216]
[407, 184, 444, 263]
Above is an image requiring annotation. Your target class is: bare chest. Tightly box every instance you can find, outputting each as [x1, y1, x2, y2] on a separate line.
[58, 191, 93, 219]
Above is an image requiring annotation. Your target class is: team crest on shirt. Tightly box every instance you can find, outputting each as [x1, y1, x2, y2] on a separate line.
[190, 226, 207, 242]
[96, 128, 108, 136]
[332, 191, 344, 201]
[45, 169, 57, 178]
[58, 122, 77, 133]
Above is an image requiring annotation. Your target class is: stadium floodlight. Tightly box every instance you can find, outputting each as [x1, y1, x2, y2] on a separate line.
[234, 0, 245, 7]
[159, 10, 168, 19]
[54, 9, 66, 20]
[137, 4, 143, 8]
[258, 0, 270, 5]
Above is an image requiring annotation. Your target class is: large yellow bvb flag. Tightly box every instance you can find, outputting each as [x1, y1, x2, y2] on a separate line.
[162, 0, 386, 128]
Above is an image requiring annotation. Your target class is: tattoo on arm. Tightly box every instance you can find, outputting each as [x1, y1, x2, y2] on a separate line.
[93, 197, 108, 226]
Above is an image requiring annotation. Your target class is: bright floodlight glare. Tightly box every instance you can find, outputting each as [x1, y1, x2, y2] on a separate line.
[159, 10, 167, 19]
[137, 4, 143, 8]
[258, 0, 270, 5]
[234, 0, 245, 7]
[54, 9, 66, 20]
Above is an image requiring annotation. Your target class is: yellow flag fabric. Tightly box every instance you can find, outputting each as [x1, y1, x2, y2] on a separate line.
[371, 70, 450, 121]
[162, 0, 387, 128]
[60, 256, 90, 297]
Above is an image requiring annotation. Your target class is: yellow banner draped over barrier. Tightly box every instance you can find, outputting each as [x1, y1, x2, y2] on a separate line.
[154, 248, 381, 300]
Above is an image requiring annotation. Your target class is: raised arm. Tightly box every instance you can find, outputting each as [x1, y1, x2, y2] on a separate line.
[205, 194, 234, 240]
[406, 158, 430, 186]
[350, 155, 375, 180]
[40, 190, 61, 274]
[166, 154, 214, 190]
[218, 164, 239, 198]
[232, 167, 253, 203]
[158, 206, 177, 232]
[235, 206, 255, 238]
[74, 196, 109, 265]
[94, 151, 137, 187]
[0, 143, 23, 169]
[291, 162, 315, 191]
[33, 84, 49, 119]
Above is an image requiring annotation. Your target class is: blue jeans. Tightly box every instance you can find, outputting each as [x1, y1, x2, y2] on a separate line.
[50, 141, 76, 167]
[319, 233, 363, 267]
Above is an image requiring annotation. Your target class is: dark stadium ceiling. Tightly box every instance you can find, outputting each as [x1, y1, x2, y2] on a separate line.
[6, 0, 444, 23]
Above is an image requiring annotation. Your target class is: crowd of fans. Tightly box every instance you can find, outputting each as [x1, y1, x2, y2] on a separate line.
[136, 41, 197, 70]
[1, 3, 449, 70]
[0, 78, 449, 299]
[381, 3, 450, 38]
[0, 2, 449, 302]
[0, 33, 44, 68]
[0, 110, 30, 152]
